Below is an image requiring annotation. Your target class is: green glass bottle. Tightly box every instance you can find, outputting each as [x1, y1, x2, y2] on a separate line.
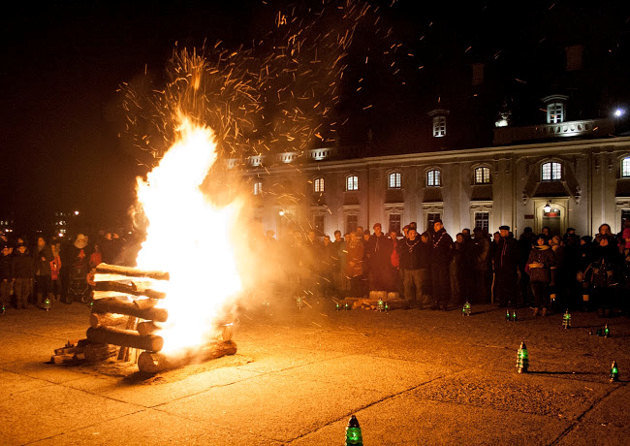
[506, 309, 511, 321]
[43, 297, 51, 311]
[516, 341, 529, 374]
[336, 302, 341, 311]
[377, 298, 384, 312]
[344, 302, 350, 311]
[0, 303, 5, 315]
[384, 302, 389, 312]
[604, 324, 610, 338]
[345, 415, 363, 446]
[610, 361, 619, 382]
[462, 301, 471, 316]
[562, 309, 571, 329]
[511, 311, 517, 322]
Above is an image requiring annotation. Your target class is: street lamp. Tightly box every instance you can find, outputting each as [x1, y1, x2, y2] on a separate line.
[544, 203, 552, 213]
[614, 108, 625, 118]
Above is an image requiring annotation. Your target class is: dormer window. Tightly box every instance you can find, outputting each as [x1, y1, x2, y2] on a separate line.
[250, 155, 262, 167]
[433, 116, 446, 137]
[388, 172, 402, 189]
[314, 177, 325, 193]
[622, 157, 630, 178]
[541, 162, 562, 181]
[427, 169, 441, 187]
[547, 103, 564, 124]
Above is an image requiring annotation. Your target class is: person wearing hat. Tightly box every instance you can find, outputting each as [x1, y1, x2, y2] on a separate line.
[12, 243, 33, 309]
[430, 219, 453, 310]
[493, 225, 520, 307]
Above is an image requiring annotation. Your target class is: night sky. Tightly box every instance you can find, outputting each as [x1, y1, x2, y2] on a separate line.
[1, 1, 629, 233]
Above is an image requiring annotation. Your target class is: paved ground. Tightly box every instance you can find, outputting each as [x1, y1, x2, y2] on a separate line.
[0, 301, 628, 445]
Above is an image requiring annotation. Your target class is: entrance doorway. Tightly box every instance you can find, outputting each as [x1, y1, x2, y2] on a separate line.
[542, 207, 562, 236]
[534, 199, 568, 236]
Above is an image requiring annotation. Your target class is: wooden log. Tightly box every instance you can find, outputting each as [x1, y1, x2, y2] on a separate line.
[95, 263, 170, 281]
[91, 297, 168, 322]
[137, 341, 237, 374]
[93, 291, 129, 300]
[89, 312, 128, 328]
[137, 321, 162, 336]
[84, 343, 118, 362]
[87, 326, 164, 352]
[94, 281, 166, 300]
[118, 316, 138, 362]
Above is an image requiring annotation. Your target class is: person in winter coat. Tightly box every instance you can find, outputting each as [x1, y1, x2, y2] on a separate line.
[366, 223, 394, 291]
[50, 243, 62, 303]
[398, 228, 430, 307]
[450, 233, 474, 305]
[12, 244, 33, 309]
[493, 225, 520, 307]
[34, 236, 53, 308]
[472, 227, 491, 303]
[345, 232, 365, 297]
[0, 245, 12, 308]
[430, 220, 453, 310]
[526, 235, 555, 316]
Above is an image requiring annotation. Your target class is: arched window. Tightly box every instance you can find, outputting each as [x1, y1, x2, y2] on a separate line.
[314, 177, 325, 193]
[474, 167, 491, 184]
[388, 172, 402, 189]
[253, 181, 263, 195]
[547, 103, 565, 124]
[541, 162, 562, 181]
[427, 169, 441, 187]
[622, 157, 630, 178]
[346, 175, 359, 191]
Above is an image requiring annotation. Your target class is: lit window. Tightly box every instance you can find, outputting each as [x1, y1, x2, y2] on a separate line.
[346, 175, 359, 191]
[622, 157, 630, 178]
[253, 182, 263, 195]
[388, 172, 402, 189]
[474, 167, 491, 184]
[427, 169, 441, 187]
[433, 116, 446, 137]
[314, 177, 325, 193]
[474, 212, 489, 232]
[541, 162, 562, 181]
[547, 103, 564, 124]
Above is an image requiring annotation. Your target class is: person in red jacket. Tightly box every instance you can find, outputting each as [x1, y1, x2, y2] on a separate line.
[50, 242, 62, 303]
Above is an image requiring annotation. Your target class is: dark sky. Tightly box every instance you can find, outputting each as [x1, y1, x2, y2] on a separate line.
[1, 1, 629, 232]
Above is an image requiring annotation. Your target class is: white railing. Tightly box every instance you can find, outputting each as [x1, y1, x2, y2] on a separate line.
[309, 147, 333, 161]
[493, 119, 614, 145]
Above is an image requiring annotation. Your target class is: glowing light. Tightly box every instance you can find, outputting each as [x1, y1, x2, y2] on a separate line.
[74, 210, 80, 216]
[614, 108, 625, 118]
[544, 203, 552, 213]
[135, 116, 242, 354]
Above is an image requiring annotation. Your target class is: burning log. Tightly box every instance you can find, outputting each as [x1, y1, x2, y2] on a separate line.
[91, 297, 168, 322]
[87, 326, 164, 352]
[136, 321, 162, 336]
[95, 263, 170, 281]
[94, 281, 166, 300]
[137, 340, 237, 374]
[89, 312, 128, 328]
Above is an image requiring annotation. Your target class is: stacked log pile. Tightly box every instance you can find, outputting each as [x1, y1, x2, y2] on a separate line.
[50, 263, 236, 373]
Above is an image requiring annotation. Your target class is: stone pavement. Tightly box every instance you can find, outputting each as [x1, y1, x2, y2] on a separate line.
[0, 303, 628, 445]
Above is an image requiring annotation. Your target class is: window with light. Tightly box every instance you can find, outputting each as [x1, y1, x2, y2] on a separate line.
[253, 182, 263, 195]
[427, 169, 441, 187]
[346, 175, 359, 191]
[541, 162, 562, 181]
[432, 116, 446, 137]
[388, 172, 402, 189]
[547, 103, 564, 124]
[314, 177, 325, 193]
[622, 157, 630, 178]
[474, 167, 491, 184]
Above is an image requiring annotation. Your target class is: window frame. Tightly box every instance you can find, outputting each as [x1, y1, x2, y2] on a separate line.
[474, 166, 491, 185]
[253, 181, 263, 195]
[541, 162, 562, 182]
[621, 157, 630, 178]
[432, 115, 446, 138]
[547, 102, 564, 124]
[474, 212, 490, 232]
[314, 177, 325, 193]
[346, 174, 359, 191]
[426, 169, 441, 187]
[388, 172, 402, 189]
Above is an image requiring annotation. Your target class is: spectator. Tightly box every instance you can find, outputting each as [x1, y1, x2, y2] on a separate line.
[366, 223, 394, 291]
[12, 243, 33, 309]
[430, 219, 453, 310]
[450, 232, 474, 305]
[50, 242, 62, 303]
[526, 235, 555, 316]
[332, 230, 346, 296]
[518, 227, 535, 307]
[345, 232, 364, 298]
[0, 245, 12, 308]
[34, 236, 53, 308]
[472, 227, 491, 303]
[493, 225, 519, 307]
[398, 228, 424, 307]
[389, 229, 401, 295]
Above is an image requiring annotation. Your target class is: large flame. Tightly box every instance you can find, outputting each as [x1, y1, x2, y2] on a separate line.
[135, 117, 241, 354]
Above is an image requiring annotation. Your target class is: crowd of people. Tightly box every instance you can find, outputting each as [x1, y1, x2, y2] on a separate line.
[0, 230, 132, 310]
[256, 219, 630, 317]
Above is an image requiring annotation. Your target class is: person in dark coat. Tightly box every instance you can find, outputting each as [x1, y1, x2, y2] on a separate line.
[398, 228, 429, 307]
[12, 244, 33, 309]
[493, 225, 520, 307]
[526, 235, 555, 316]
[366, 223, 394, 291]
[450, 233, 474, 305]
[0, 245, 13, 308]
[430, 220, 453, 310]
[472, 228, 491, 303]
[34, 236, 53, 307]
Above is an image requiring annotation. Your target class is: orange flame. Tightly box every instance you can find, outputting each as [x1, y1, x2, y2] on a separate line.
[135, 116, 241, 354]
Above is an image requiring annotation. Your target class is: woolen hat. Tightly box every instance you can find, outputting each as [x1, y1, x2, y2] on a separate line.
[499, 225, 510, 231]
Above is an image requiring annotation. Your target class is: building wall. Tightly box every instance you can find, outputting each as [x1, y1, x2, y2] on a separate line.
[243, 137, 630, 239]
